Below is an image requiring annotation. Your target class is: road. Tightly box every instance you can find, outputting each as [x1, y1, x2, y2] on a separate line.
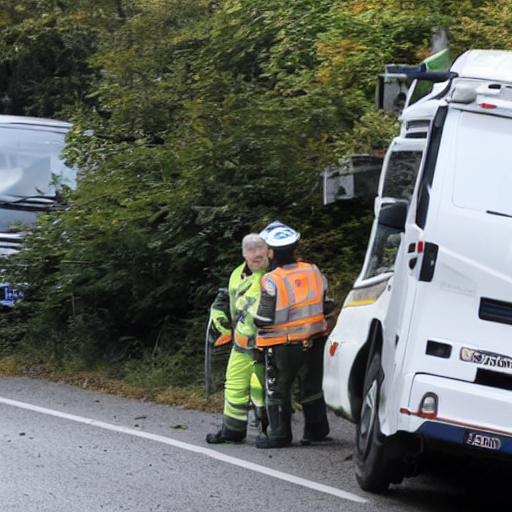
[0, 376, 510, 512]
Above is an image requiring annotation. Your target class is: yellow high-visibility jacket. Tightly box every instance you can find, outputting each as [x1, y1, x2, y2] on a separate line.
[228, 263, 266, 350]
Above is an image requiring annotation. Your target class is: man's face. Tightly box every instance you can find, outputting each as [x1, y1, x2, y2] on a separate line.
[243, 241, 269, 273]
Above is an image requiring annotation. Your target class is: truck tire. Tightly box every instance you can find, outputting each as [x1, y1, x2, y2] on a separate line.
[355, 351, 392, 493]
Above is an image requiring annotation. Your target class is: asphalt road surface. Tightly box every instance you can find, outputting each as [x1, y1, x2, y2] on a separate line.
[0, 376, 510, 512]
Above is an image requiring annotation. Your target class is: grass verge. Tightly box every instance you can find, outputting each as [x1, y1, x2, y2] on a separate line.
[0, 356, 224, 414]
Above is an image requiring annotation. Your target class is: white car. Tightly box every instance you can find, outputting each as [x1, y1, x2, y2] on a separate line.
[0, 115, 74, 305]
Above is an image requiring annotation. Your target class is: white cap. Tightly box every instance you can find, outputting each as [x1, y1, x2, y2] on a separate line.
[259, 221, 300, 248]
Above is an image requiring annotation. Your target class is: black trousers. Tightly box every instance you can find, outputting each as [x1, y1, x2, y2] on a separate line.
[264, 336, 327, 441]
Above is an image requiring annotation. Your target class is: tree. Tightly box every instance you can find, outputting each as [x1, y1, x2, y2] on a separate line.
[4, 0, 512, 375]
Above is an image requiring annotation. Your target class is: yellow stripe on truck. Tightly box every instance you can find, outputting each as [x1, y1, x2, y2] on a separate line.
[343, 299, 377, 308]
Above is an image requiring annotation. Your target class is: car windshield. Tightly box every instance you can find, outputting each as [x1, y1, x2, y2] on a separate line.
[0, 124, 75, 199]
[0, 122, 75, 231]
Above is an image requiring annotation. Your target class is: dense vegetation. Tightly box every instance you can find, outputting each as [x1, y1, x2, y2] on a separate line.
[1, 0, 511, 394]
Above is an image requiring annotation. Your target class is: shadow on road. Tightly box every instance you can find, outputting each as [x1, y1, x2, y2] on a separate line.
[382, 454, 512, 512]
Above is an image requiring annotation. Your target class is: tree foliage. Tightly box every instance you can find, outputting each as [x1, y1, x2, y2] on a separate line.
[2, 0, 512, 380]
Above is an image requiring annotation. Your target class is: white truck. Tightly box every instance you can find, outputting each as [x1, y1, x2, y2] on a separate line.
[323, 49, 512, 492]
[0, 115, 74, 307]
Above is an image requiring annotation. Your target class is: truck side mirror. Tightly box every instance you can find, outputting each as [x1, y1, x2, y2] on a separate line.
[378, 201, 408, 231]
[375, 67, 412, 116]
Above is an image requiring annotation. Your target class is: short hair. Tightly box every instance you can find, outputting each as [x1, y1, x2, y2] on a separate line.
[242, 233, 267, 253]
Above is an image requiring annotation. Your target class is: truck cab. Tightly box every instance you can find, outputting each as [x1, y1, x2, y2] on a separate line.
[323, 49, 512, 492]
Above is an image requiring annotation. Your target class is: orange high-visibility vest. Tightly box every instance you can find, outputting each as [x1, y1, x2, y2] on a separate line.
[256, 262, 327, 347]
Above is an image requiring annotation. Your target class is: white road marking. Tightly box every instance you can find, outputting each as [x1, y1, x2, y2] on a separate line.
[0, 396, 368, 504]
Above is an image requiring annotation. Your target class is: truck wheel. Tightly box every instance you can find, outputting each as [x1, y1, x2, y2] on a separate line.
[355, 351, 392, 493]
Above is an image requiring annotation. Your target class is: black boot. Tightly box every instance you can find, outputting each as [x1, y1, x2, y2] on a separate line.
[206, 425, 245, 444]
[255, 405, 292, 449]
[300, 398, 331, 445]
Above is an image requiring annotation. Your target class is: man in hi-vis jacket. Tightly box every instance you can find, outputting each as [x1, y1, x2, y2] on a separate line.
[206, 233, 270, 444]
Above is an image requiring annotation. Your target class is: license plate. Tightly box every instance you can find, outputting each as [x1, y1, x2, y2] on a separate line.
[1, 286, 23, 307]
[464, 431, 502, 451]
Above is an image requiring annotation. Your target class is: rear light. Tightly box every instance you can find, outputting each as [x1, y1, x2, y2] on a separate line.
[329, 341, 339, 356]
[419, 393, 438, 418]
[479, 103, 497, 109]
